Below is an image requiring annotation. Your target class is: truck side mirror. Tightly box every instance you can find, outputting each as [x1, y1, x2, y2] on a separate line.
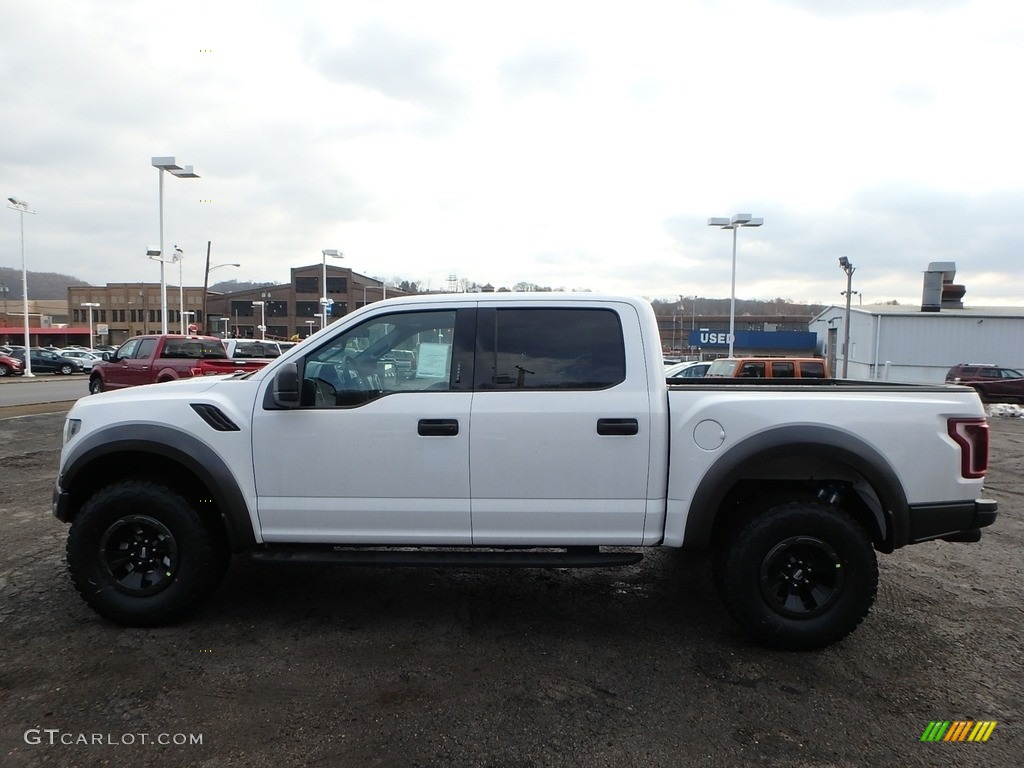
[273, 362, 300, 405]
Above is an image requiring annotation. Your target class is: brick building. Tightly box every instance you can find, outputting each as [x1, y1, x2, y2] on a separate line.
[65, 263, 405, 346]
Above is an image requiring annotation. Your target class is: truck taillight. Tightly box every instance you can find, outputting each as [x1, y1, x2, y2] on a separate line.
[947, 418, 989, 479]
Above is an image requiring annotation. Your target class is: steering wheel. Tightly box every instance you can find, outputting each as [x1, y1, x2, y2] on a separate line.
[338, 356, 366, 390]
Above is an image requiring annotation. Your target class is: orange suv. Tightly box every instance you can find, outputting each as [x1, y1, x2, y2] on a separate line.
[705, 357, 830, 379]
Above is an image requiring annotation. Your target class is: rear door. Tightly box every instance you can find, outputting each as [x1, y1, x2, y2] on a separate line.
[468, 302, 653, 545]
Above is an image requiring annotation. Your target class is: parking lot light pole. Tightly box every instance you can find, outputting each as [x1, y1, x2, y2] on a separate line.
[839, 257, 856, 378]
[172, 246, 186, 334]
[321, 249, 343, 329]
[152, 157, 199, 334]
[146, 247, 166, 336]
[252, 301, 266, 340]
[81, 302, 100, 350]
[202, 252, 240, 334]
[7, 197, 36, 377]
[708, 214, 763, 357]
[305, 320, 315, 337]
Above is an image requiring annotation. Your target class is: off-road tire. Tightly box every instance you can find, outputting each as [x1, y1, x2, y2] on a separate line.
[66, 480, 225, 626]
[714, 500, 878, 651]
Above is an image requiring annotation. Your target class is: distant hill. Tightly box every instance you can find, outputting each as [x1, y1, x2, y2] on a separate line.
[207, 279, 282, 293]
[650, 296, 826, 318]
[0, 266, 89, 300]
[0, 267, 829, 317]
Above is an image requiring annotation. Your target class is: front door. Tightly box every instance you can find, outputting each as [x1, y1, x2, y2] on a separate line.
[103, 337, 141, 389]
[252, 307, 475, 544]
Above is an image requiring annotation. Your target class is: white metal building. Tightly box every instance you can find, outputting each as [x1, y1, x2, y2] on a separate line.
[811, 263, 1024, 383]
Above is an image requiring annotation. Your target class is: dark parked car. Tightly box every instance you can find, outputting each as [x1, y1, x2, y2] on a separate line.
[0, 352, 24, 377]
[945, 363, 1024, 403]
[9, 348, 84, 375]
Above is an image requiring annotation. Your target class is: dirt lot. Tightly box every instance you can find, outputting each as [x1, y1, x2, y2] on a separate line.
[0, 407, 1021, 767]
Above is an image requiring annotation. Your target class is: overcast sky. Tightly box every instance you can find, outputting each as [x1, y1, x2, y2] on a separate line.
[2, 0, 1023, 307]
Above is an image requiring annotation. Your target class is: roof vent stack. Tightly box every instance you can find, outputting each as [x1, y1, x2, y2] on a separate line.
[921, 262, 965, 312]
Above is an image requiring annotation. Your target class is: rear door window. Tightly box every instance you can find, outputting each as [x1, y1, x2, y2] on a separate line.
[738, 362, 765, 377]
[771, 361, 795, 378]
[479, 308, 625, 390]
[801, 361, 826, 378]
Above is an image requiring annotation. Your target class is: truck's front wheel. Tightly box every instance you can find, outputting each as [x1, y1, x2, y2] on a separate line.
[88, 377, 104, 394]
[66, 480, 224, 626]
[715, 501, 877, 651]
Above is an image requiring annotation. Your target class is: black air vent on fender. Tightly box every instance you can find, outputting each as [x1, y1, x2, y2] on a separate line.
[190, 404, 241, 431]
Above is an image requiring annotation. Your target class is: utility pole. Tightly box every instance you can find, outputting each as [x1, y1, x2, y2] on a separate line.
[202, 241, 212, 333]
[839, 257, 856, 378]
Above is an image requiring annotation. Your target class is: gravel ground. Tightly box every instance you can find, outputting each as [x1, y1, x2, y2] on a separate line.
[0, 408, 1021, 767]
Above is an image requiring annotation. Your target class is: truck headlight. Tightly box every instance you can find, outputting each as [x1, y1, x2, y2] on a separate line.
[63, 418, 82, 445]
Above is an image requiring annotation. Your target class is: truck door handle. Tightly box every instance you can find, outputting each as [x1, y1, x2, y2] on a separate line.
[597, 418, 638, 436]
[418, 419, 459, 437]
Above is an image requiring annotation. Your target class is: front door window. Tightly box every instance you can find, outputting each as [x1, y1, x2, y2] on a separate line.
[299, 310, 457, 407]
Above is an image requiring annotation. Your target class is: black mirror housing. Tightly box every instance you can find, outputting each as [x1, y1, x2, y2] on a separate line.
[272, 362, 300, 406]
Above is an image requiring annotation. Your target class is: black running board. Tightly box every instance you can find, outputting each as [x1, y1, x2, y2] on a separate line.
[250, 545, 642, 568]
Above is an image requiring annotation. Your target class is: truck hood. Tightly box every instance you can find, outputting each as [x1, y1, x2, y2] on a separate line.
[80, 375, 234, 408]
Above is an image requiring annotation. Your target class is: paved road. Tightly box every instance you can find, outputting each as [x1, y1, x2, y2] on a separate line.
[0, 375, 86, 409]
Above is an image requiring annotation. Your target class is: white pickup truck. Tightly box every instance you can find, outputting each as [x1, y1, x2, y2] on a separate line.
[54, 294, 997, 649]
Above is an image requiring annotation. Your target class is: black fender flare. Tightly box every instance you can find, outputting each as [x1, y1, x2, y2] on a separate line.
[57, 423, 256, 552]
[683, 425, 910, 551]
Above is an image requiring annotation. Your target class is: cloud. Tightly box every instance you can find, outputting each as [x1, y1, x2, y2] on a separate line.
[310, 23, 466, 114]
[888, 83, 936, 107]
[499, 46, 587, 99]
[780, 0, 968, 17]
[2, 0, 1023, 310]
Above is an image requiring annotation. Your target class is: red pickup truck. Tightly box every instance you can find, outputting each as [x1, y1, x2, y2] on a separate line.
[88, 335, 269, 394]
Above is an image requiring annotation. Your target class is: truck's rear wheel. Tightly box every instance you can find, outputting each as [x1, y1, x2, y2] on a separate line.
[715, 500, 877, 650]
[66, 480, 225, 626]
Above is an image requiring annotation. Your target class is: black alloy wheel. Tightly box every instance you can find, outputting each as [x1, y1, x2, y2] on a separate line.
[66, 479, 227, 626]
[758, 535, 844, 619]
[98, 515, 179, 596]
[714, 500, 878, 651]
